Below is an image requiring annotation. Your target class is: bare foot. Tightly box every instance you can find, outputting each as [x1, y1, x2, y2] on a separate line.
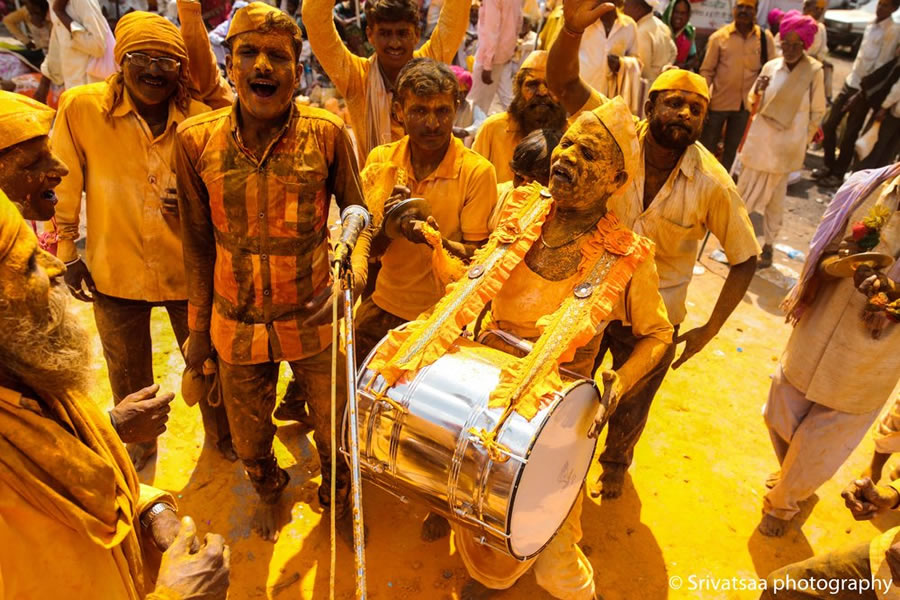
[420, 512, 450, 542]
[765, 470, 781, 489]
[253, 497, 288, 542]
[217, 438, 238, 463]
[590, 464, 627, 499]
[460, 579, 498, 600]
[757, 513, 789, 537]
[127, 441, 157, 471]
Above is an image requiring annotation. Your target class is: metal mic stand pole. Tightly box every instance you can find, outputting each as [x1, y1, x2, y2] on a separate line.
[339, 260, 367, 599]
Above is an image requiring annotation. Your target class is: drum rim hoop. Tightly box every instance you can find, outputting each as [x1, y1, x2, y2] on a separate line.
[504, 378, 600, 560]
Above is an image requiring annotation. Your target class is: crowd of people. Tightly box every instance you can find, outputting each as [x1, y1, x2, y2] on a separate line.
[0, 0, 899, 597]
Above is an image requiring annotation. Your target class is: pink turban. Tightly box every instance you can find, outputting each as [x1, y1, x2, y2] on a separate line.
[779, 10, 819, 50]
[767, 8, 784, 29]
[450, 65, 472, 92]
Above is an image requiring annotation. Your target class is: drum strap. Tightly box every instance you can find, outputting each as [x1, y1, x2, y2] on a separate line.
[365, 182, 554, 390]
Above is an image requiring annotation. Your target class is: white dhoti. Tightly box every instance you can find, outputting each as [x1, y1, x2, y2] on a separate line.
[737, 167, 789, 247]
[453, 491, 595, 599]
[763, 364, 882, 521]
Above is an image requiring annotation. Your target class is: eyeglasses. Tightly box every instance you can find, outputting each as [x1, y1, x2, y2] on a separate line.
[126, 52, 181, 72]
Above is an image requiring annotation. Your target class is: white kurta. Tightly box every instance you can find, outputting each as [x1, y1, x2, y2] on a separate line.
[635, 13, 677, 83]
[40, 0, 109, 89]
[781, 178, 900, 415]
[740, 57, 826, 174]
[579, 14, 640, 96]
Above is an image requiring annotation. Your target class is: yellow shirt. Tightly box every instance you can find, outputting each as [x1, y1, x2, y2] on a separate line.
[472, 111, 521, 184]
[53, 83, 210, 302]
[303, 0, 471, 163]
[492, 242, 672, 342]
[578, 89, 760, 324]
[366, 136, 498, 320]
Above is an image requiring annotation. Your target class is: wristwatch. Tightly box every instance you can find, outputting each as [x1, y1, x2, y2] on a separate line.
[140, 502, 175, 530]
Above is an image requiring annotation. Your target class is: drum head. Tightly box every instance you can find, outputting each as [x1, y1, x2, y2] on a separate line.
[508, 381, 598, 558]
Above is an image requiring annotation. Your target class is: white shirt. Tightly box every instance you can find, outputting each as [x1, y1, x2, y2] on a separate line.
[579, 13, 641, 95]
[883, 76, 900, 117]
[635, 12, 677, 82]
[847, 17, 900, 89]
[740, 58, 826, 173]
[41, 0, 109, 89]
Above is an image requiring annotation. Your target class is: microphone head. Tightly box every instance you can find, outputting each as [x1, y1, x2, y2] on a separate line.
[340, 204, 371, 228]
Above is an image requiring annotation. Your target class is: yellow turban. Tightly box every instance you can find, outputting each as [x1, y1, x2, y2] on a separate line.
[590, 96, 640, 182]
[648, 68, 710, 102]
[226, 2, 302, 44]
[0, 188, 30, 264]
[519, 50, 548, 76]
[114, 11, 188, 66]
[0, 90, 54, 153]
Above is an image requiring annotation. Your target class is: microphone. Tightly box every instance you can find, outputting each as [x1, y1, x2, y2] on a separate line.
[332, 204, 371, 267]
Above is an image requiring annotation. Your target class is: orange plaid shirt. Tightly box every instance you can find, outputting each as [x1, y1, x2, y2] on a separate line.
[176, 101, 364, 365]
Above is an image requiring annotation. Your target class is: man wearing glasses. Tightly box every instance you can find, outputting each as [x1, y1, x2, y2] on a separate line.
[52, 11, 233, 470]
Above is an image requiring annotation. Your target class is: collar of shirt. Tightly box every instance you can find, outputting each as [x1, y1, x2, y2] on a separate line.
[389, 135, 466, 184]
[229, 100, 298, 165]
[103, 85, 188, 139]
[725, 21, 760, 40]
[587, 13, 629, 39]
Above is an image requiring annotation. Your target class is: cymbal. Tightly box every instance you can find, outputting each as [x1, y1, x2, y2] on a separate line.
[383, 197, 432, 240]
[823, 252, 895, 278]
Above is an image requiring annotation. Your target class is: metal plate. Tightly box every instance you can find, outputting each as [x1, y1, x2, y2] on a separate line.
[823, 252, 895, 278]
[383, 197, 432, 240]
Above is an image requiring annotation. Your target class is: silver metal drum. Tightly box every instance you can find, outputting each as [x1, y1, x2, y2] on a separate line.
[345, 336, 599, 560]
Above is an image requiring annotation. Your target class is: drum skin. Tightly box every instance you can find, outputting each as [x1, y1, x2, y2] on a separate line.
[347, 337, 599, 560]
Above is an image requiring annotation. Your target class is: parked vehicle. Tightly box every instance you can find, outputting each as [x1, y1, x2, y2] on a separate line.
[825, 0, 900, 55]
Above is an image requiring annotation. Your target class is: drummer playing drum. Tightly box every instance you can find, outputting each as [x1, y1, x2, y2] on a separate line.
[370, 97, 673, 599]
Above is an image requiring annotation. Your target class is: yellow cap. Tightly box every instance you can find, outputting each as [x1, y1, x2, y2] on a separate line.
[226, 2, 302, 43]
[0, 90, 54, 153]
[519, 50, 548, 76]
[648, 68, 710, 102]
[590, 96, 639, 182]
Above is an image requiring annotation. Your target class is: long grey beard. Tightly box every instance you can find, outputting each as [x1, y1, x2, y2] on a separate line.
[0, 285, 92, 399]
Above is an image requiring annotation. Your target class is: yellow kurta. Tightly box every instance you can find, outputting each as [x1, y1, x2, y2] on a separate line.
[472, 111, 521, 184]
[52, 83, 210, 302]
[0, 385, 175, 599]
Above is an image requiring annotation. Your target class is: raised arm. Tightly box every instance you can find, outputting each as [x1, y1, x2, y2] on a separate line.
[419, 0, 472, 63]
[177, 0, 234, 109]
[302, 0, 367, 98]
[546, 0, 616, 115]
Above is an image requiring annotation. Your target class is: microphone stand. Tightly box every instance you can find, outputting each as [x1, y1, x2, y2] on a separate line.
[332, 259, 367, 598]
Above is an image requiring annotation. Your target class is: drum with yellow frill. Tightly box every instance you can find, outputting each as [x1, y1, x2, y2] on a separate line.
[343, 333, 600, 560]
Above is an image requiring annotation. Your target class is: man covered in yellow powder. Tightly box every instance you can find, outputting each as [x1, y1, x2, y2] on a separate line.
[51, 12, 234, 471]
[303, 0, 471, 163]
[355, 57, 497, 368]
[472, 50, 569, 184]
[367, 96, 672, 600]
[0, 192, 231, 599]
[548, 0, 760, 499]
[176, 2, 368, 542]
[0, 90, 201, 454]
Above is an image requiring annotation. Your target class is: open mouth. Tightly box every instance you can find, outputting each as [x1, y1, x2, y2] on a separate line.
[384, 48, 406, 58]
[551, 165, 574, 184]
[249, 79, 279, 98]
[139, 75, 166, 88]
